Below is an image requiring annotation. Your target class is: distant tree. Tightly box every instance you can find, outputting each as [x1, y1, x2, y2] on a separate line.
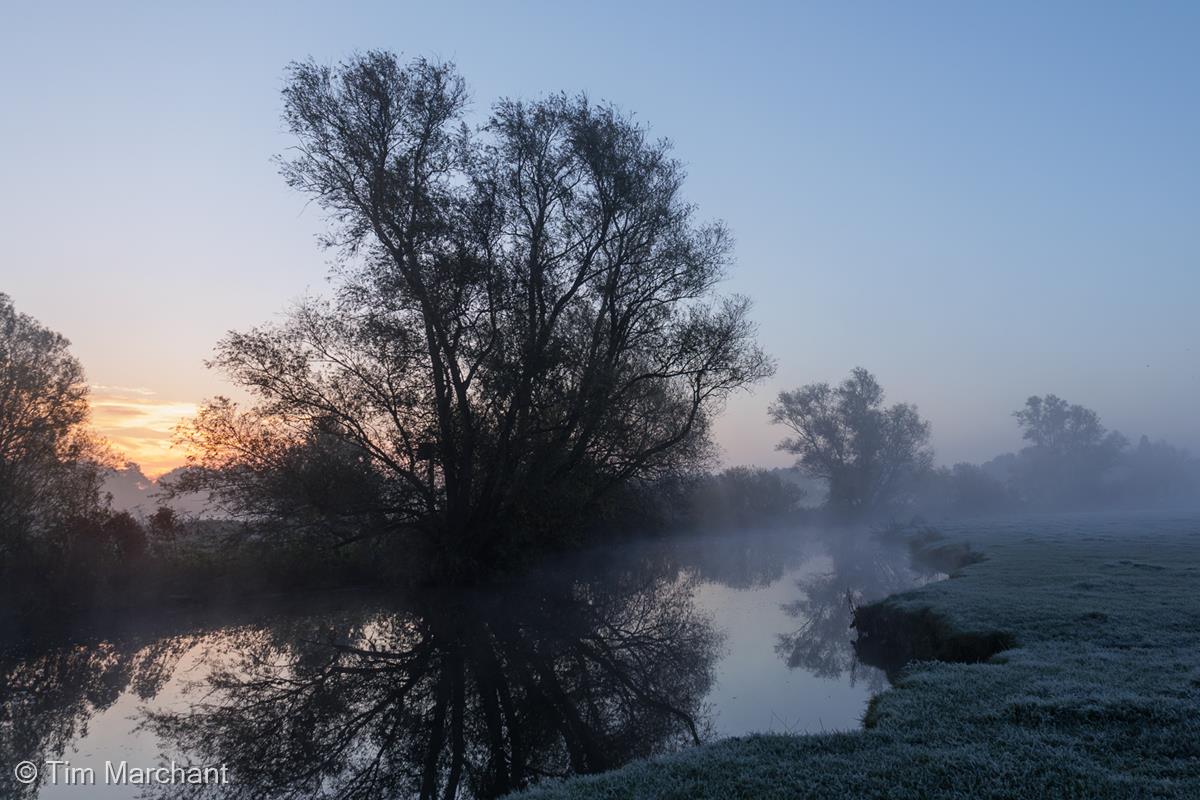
[147, 506, 180, 551]
[1010, 394, 1127, 508]
[70, 510, 147, 563]
[946, 462, 1014, 512]
[1013, 394, 1126, 455]
[0, 294, 106, 558]
[1109, 435, 1197, 506]
[769, 368, 933, 517]
[913, 462, 1014, 514]
[686, 466, 806, 527]
[181, 53, 772, 577]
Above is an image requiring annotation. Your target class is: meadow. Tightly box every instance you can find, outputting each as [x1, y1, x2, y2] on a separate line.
[516, 512, 1200, 799]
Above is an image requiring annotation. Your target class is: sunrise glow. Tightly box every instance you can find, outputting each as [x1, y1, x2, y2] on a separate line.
[88, 386, 197, 478]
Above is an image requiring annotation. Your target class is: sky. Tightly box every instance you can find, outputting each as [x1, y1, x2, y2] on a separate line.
[2, 1, 1198, 477]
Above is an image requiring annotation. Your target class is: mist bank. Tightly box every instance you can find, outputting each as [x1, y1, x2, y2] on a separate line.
[515, 512, 1200, 799]
[765, 368, 1200, 522]
[3, 44, 1196, 610]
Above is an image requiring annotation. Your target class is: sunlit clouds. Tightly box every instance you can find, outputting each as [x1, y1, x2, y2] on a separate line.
[89, 385, 197, 478]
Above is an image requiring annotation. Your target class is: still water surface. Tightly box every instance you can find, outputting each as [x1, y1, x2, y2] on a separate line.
[5, 526, 939, 799]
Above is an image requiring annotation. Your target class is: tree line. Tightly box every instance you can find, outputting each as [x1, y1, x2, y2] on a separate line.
[2, 52, 1196, 602]
[770, 367, 1199, 519]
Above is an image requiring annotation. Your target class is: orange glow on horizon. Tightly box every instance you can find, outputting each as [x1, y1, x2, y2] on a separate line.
[88, 386, 197, 479]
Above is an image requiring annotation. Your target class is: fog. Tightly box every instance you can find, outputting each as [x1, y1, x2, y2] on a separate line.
[750, 373, 1200, 521]
[3, 4, 1199, 798]
[0, 525, 944, 799]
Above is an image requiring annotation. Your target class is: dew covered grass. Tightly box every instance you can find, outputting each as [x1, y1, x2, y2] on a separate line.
[513, 512, 1200, 799]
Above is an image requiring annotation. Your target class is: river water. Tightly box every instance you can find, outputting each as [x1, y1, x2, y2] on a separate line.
[3, 525, 941, 799]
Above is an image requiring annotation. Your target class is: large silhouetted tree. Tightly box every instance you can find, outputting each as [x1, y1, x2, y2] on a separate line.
[769, 368, 932, 517]
[180, 53, 771, 576]
[0, 294, 105, 557]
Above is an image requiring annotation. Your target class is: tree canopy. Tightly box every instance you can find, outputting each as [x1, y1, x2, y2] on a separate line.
[180, 53, 772, 576]
[769, 368, 932, 517]
[1009, 394, 1128, 508]
[0, 293, 105, 552]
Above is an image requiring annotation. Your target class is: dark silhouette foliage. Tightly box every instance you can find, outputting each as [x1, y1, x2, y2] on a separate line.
[179, 53, 772, 578]
[0, 294, 106, 554]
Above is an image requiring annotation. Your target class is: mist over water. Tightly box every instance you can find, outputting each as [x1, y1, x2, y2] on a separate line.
[5, 525, 940, 799]
[2, 8, 1198, 797]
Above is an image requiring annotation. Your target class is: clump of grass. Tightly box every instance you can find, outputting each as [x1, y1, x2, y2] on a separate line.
[903, 523, 988, 574]
[852, 602, 1016, 682]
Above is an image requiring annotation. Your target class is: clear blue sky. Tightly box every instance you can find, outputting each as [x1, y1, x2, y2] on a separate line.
[3, 1, 1197, 473]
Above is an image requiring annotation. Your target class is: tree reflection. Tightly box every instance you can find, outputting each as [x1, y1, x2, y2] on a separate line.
[145, 568, 720, 799]
[775, 531, 938, 689]
[0, 635, 196, 798]
[0, 527, 942, 800]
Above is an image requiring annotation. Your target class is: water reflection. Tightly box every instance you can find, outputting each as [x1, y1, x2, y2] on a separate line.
[775, 531, 940, 692]
[144, 568, 719, 799]
[0, 526, 940, 799]
[0, 636, 197, 798]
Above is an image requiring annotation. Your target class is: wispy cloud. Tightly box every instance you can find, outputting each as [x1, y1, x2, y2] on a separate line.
[90, 384, 159, 396]
[89, 387, 197, 478]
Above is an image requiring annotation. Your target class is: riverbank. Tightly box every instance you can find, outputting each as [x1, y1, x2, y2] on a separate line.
[514, 511, 1200, 798]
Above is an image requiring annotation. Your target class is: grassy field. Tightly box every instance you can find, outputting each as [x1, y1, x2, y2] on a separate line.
[514, 512, 1200, 799]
